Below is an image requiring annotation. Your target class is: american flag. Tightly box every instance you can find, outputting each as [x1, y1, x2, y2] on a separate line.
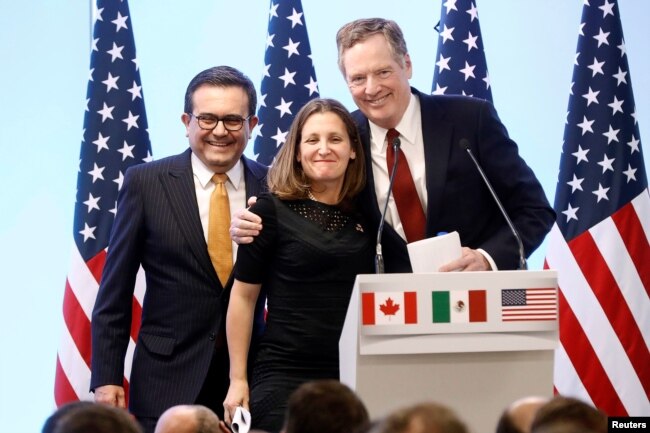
[431, 0, 492, 101]
[501, 288, 557, 322]
[545, 0, 649, 416]
[253, 0, 319, 165]
[54, 0, 151, 406]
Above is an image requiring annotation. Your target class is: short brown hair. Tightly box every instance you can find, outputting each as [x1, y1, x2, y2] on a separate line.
[374, 402, 468, 433]
[530, 396, 607, 433]
[267, 98, 365, 206]
[336, 18, 409, 74]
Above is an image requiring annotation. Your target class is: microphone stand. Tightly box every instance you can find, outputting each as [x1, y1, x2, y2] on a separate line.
[375, 136, 401, 273]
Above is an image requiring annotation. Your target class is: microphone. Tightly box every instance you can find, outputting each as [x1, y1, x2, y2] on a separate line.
[375, 135, 401, 273]
[458, 139, 528, 270]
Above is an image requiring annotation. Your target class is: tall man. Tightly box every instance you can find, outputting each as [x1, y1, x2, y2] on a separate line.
[232, 18, 554, 272]
[91, 66, 268, 433]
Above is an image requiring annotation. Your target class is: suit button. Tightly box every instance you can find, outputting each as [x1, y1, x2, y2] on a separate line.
[209, 332, 216, 341]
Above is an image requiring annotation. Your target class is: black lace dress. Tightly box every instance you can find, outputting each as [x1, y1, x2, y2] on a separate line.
[233, 193, 374, 432]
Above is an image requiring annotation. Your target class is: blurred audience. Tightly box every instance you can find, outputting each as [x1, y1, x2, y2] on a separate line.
[495, 396, 549, 433]
[42, 401, 142, 433]
[530, 396, 607, 433]
[371, 401, 468, 433]
[155, 404, 228, 433]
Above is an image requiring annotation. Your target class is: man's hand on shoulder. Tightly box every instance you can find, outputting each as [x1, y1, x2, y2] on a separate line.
[230, 196, 262, 245]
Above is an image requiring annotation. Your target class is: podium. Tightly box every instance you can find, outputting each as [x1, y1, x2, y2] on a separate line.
[339, 270, 558, 433]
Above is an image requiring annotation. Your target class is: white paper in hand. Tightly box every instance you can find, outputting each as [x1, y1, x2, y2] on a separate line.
[231, 406, 251, 433]
[407, 231, 462, 273]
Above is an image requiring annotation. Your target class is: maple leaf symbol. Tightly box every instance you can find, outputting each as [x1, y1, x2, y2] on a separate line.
[379, 297, 400, 316]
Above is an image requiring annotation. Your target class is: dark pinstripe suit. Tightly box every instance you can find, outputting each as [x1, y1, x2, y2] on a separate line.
[90, 148, 268, 420]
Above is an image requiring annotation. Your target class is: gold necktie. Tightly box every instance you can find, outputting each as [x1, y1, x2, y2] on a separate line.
[208, 173, 232, 286]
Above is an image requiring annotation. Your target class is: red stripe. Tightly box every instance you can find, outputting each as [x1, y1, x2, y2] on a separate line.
[404, 292, 417, 324]
[361, 293, 375, 325]
[612, 203, 650, 297]
[469, 290, 486, 322]
[570, 231, 650, 399]
[87, 249, 106, 284]
[54, 356, 79, 407]
[558, 289, 627, 415]
[62, 278, 92, 367]
[130, 297, 142, 342]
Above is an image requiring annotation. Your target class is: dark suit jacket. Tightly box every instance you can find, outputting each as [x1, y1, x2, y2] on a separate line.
[90, 148, 268, 417]
[354, 88, 555, 272]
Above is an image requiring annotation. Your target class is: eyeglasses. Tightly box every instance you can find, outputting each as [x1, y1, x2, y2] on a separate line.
[189, 113, 251, 132]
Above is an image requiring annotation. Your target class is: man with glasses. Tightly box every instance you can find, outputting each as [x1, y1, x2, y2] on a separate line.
[90, 66, 268, 433]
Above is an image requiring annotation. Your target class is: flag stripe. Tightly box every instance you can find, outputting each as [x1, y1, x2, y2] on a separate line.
[404, 291, 417, 324]
[432, 291, 451, 323]
[468, 290, 486, 322]
[361, 292, 375, 325]
[571, 228, 650, 398]
[612, 199, 650, 297]
[54, 356, 78, 406]
[62, 280, 92, 367]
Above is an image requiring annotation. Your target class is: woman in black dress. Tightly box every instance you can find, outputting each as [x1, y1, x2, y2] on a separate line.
[223, 98, 373, 433]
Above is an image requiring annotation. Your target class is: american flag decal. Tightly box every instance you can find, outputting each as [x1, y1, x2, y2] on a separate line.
[55, 0, 151, 406]
[545, 0, 650, 416]
[253, 0, 319, 165]
[501, 288, 557, 322]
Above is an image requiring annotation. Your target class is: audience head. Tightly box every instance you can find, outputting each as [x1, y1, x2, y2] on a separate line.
[496, 396, 549, 433]
[282, 379, 370, 433]
[154, 405, 221, 433]
[42, 401, 142, 433]
[530, 396, 607, 433]
[372, 402, 468, 433]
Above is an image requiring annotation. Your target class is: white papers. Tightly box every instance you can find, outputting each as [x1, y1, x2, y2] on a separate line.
[231, 406, 251, 433]
[407, 231, 462, 273]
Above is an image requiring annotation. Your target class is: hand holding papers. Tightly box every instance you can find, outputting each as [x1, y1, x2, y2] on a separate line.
[231, 406, 251, 433]
[407, 231, 462, 273]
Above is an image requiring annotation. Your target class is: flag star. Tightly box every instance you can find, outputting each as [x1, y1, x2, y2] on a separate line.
[251, 123, 263, 142]
[122, 111, 140, 130]
[102, 72, 120, 92]
[79, 223, 97, 242]
[275, 98, 293, 117]
[263, 63, 271, 78]
[562, 203, 579, 222]
[114, 170, 125, 190]
[92, 132, 110, 152]
[617, 39, 626, 57]
[91, 38, 99, 52]
[623, 164, 637, 183]
[271, 127, 288, 146]
[88, 163, 106, 182]
[111, 11, 129, 32]
[83, 193, 101, 213]
[143, 150, 154, 163]
[440, 25, 455, 43]
[459, 61, 476, 81]
[574, 52, 580, 66]
[432, 83, 447, 95]
[443, 0, 458, 13]
[607, 96, 624, 115]
[627, 135, 640, 153]
[587, 57, 605, 76]
[482, 71, 491, 89]
[631, 107, 637, 124]
[110, 202, 118, 215]
[259, 93, 267, 108]
[576, 116, 594, 135]
[592, 183, 610, 202]
[567, 174, 584, 192]
[436, 54, 451, 73]
[89, 68, 94, 81]
[572, 145, 589, 164]
[578, 22, 585, 36]
[107, 42, 124, 62]
[132, 56, 140, 71]
[269, 2, 279, 20]
[93, 7, 104, 22]
[97, 102, 115, 122]
[117, 140, 135, 160]
[466, 3, 479, 21]
[612, 67, 627, 85]
[463, 32, 479, 52]
[569, 81, 575, 95]
[597, 154, 615, 173]
[266, 33, 275, 48]
[85, 98, 90, 111]
[599, 0, 615, 18]
[283, 38, 300, 57]
[304, 76, 319, 96]
[127, 81, 142, 100]
[593, 27, 610, 47]
[286, 8, 303, 28]
[278, 68, 297, 88]
[602, 125, 620, 144]
[582, 87, 600, 106]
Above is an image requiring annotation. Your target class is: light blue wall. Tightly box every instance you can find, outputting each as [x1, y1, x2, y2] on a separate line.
[0, 1, 648, 431]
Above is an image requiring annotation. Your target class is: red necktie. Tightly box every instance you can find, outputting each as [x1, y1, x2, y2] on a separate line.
[386, 128, 426, 243]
